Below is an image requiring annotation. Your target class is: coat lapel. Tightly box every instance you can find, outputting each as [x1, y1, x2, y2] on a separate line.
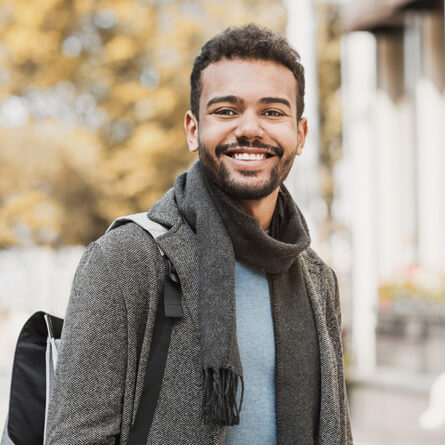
[300, 249, 341, 445]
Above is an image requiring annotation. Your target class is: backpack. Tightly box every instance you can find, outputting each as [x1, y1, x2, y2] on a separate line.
[1, 213, 183, 445]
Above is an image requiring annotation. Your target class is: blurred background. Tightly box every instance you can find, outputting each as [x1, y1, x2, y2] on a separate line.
[0, 0, 444, 443]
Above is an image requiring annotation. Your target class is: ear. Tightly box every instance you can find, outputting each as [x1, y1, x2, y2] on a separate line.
[296, 118, 308, 156]
[184, 110, 199, 153]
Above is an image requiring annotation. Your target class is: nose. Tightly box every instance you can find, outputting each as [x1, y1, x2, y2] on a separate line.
[234, 109, 264, 140]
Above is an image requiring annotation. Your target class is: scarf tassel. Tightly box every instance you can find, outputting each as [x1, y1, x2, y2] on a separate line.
[202, 367, 244, 426]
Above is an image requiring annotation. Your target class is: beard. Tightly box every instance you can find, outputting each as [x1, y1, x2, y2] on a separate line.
[198, 139, 295, 200]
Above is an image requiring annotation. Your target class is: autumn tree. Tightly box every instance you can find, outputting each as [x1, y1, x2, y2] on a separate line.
[0, 0, 286, 247]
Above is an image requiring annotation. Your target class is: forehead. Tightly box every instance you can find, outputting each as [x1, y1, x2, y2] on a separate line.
[200, 58, 297, 107]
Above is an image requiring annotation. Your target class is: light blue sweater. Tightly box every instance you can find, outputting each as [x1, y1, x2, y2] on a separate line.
[225, 260, 277, 445]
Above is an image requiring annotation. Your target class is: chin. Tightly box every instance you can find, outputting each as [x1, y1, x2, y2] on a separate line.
[221, 176, 280, 200]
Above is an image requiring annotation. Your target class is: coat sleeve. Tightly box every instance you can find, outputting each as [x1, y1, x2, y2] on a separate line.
[330, 268, 354, 444]
[46, 242, 128, 445]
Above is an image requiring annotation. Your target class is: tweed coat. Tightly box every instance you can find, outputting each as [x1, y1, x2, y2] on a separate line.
[46, 188, 353, 445]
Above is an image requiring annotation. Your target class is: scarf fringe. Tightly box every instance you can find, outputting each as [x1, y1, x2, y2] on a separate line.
[202, 367, 244, 426]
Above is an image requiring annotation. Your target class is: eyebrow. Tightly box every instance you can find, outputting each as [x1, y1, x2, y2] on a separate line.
[206, 95, 241, 108]
[259, 97, 292, 108]
[205, 95, 292, 109]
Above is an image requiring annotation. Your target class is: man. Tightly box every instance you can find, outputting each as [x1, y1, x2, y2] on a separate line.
[47, 24, 353, 445]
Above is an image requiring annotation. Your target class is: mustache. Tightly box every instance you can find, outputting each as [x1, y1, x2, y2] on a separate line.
[215, 139, 283, 157]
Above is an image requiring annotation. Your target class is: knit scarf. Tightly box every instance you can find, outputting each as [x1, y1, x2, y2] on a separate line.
[174, 161, 311, 428]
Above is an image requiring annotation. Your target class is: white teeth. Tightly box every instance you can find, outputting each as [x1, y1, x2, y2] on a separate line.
[234, 153, 266, 161]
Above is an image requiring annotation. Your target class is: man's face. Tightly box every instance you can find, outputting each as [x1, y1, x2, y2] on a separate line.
[185, 58, 307, 200]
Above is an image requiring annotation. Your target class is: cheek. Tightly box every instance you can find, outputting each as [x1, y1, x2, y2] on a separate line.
[199, 124, 223, 147]
[201, 117, 237, 140]
[268, 126, 298, 150]
[264, 120, 297, 137]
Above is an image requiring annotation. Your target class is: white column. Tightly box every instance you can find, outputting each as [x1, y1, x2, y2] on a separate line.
[283, 0, 323, 250]
[416, 13, 445, 272]
[340, 31, 378, 375]
[374, 32, 418, 281]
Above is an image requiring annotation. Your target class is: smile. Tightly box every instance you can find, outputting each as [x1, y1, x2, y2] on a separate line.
[224, 149, 275, 162]
[233, 153, 267, 161]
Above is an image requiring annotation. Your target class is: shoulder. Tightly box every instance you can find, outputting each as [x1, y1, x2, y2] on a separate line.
[74, 222, 164, 291]
[96, 220, 161, 261]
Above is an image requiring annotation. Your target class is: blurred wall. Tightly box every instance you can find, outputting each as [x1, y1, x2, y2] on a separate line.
[340, 0, 445, 443]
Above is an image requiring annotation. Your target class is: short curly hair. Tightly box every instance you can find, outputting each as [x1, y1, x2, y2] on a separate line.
[190, 24, 305, 121]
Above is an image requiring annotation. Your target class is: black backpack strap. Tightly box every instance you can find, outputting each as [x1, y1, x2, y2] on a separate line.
[127, 255, 182, 444]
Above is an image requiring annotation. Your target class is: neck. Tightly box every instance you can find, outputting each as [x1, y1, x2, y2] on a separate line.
[236, 188, 279, 231]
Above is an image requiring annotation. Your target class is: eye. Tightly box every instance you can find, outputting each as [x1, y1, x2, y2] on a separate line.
[263, 109, 284, 117]
[213, 108, 237, 116]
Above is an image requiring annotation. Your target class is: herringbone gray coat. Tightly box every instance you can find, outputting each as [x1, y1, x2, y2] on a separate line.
[46, 189, 353, 445]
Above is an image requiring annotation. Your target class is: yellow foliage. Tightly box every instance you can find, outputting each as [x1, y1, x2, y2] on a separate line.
[1, 191, 63, 247]
[3, 27, 60, 64]
[0, 122, 104, 247]
[106, 35, 136, 63]
[0, 0, 286, 246]
[117, 6, 155, 35]
[73, 0, 92, 14]
[316, 3, 343, 237]
[112, 82, 149, 104]
[14, 0, 60, 27]
[128, 123, 168, 154]
[105, 1, 150, 23]
[150, 88, 178, 117]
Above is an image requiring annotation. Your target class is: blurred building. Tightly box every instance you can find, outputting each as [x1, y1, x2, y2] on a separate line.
[284, 0, 324, 249]
[339, 0, 445, 443]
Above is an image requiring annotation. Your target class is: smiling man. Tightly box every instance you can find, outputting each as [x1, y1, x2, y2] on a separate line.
[47, 24, 353, 445]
